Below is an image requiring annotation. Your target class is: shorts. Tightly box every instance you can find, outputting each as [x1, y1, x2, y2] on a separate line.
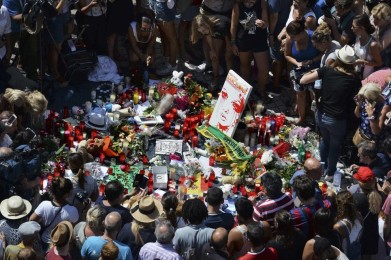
[290, 69, 314, 92]
[178, 4, 199, 21]
[200, 6, 230, 39]
[269, 40, 284, 61]
[46, 12, 70, 44]
[154, 1, 176, 22]
[237, 31, 268, 53]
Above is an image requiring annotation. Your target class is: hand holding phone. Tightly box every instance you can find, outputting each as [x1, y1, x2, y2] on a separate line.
[5, 115, 17, 126]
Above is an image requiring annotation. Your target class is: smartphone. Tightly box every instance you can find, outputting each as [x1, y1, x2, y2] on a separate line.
[26, 127, 36, 141]
[6, 115, 17, 126]
[133, 174, 149, 189]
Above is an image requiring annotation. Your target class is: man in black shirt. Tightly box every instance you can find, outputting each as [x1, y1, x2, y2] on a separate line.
[204, 187, 235, 231]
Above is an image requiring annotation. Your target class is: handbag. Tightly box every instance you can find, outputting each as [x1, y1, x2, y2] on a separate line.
[352, 128, 371, 146]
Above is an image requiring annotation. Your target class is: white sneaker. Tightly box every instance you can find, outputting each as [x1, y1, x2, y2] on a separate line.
[156, 64, 177, 76]
[196, 62, 211, 72]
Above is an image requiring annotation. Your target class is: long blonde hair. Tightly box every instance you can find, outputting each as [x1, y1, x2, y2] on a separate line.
[359, 179, 383, 214]
[131, 220, 155, 245]
[191, 14, 214, 44]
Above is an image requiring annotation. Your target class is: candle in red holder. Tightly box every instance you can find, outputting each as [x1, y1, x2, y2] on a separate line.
[125, 164, 130, 172]
[64, 130, 70, 140]
[191, 135, 198, 148]
[54, 172, 60, 177]
[164, 122, 171, 133]
[91, 130, 97, 139]
[171, 108, 178, 120]
[63, 106, 69, 119]
[182, 126, 188, 135]
[99, 183, 105, 196]
[99, 153, 105, 163]
[74, 126, 81, 136]
[79, 121, 85, 132]
[107, 167, 113, 175]
[67, 136, 74, 148]
[173, 129, 180, 138]
[209, 154, 216, 166]
[305, 151, 312, 159]
[119, 152, 126, 163]
[77, 135, 83, 142]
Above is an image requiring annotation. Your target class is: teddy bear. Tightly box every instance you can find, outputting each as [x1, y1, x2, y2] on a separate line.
[170, 70, 184, 88]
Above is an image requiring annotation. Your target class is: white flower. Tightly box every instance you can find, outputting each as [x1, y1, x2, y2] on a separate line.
[261, 150, 274, 165]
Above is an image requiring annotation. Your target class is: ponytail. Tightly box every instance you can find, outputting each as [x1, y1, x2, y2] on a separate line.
[77, 168, 85, 189]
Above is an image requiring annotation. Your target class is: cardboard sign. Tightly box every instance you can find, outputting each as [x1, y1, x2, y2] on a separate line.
[209, 70, 252, 137]
[155, 139, 183, 155]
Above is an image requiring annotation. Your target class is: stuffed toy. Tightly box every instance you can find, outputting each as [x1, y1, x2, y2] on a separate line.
[170, 70, 184, 87]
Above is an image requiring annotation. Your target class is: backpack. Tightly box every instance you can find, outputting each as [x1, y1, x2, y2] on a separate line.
[339, 219, 362, 260]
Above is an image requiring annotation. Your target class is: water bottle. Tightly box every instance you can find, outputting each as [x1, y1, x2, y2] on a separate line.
[333, 168, 342, 192]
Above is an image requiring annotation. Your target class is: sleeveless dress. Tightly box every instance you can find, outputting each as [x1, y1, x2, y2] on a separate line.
[236, 0, 268, 53]
[354, 36, 375, 78]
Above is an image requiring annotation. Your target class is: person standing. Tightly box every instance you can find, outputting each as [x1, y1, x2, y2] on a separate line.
[300, 45, 361, 181]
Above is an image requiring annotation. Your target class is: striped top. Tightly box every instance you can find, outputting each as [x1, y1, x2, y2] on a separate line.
[253, 193, 294, 225]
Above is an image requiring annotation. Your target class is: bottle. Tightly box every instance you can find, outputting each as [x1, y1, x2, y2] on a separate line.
[298, 141, 306, 163]
[332, 168, 342, 192]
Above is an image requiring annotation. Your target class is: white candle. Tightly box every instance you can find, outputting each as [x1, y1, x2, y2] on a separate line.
[110, 93, 116, 103]
[91, 90, 96, 100]
[255, 103, 264, 114]
[85, 101, 92, 113]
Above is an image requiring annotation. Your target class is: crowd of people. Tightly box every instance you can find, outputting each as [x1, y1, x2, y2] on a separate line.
[1, 0, 391, 259]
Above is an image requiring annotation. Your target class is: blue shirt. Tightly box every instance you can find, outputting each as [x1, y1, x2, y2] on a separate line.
[81, 236, 133, 260]
[268, 0, 292, 35]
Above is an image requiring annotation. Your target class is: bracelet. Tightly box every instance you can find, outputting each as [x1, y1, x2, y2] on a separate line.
[368, 115, 375, 120]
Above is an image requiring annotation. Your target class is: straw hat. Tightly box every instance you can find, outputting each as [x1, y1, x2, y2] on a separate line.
[0, 196, 32, 220]
[335, 45, 357, 64]
[130, 196, 163, 223]
[51, 221, 74, 247]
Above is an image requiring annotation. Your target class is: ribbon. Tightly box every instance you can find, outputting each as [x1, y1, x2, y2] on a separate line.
[196, 124, 252, 163]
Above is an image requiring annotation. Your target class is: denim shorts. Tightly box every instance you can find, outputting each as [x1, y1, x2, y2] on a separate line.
[46, 12, 71, 44]
[154, 1, 176, 22]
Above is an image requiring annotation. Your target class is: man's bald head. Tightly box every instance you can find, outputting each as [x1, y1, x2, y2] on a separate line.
[211, 227, 228, 250]
[0, 147, 13, 158]
[104, 212, 122, 233]
[304, 158, 322, 181]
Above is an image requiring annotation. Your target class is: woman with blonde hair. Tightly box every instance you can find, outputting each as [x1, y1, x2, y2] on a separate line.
[73, 205, 107, 250]
[333, 190, 363, 259]
[354, 82, 389, 144]
[117, 196, 163, 259]
[4, 88, 47, 129]
[371, 3, 391, 68]
[190, 14, 223, 89]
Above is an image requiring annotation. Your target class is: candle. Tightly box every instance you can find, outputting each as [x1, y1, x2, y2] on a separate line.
[96, 99, 103, 107]
[119, 153, 126, 163]
[110, 93, 116, 103]
[99, 153, 105, 163]
[255, 103, 264, 114]
[91, 130, 97, 139]
[191, 135, 198, 147]
[91, 90, 96, 100]
[99, 183, 105, 196]
[85, 102, 92, 113]
[67, 136, 74, 148]
[244, 112, 252, 124]
[116, 84, 122, 94]
[107, 167, 113, 175]
[77, 135, 83, 142]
